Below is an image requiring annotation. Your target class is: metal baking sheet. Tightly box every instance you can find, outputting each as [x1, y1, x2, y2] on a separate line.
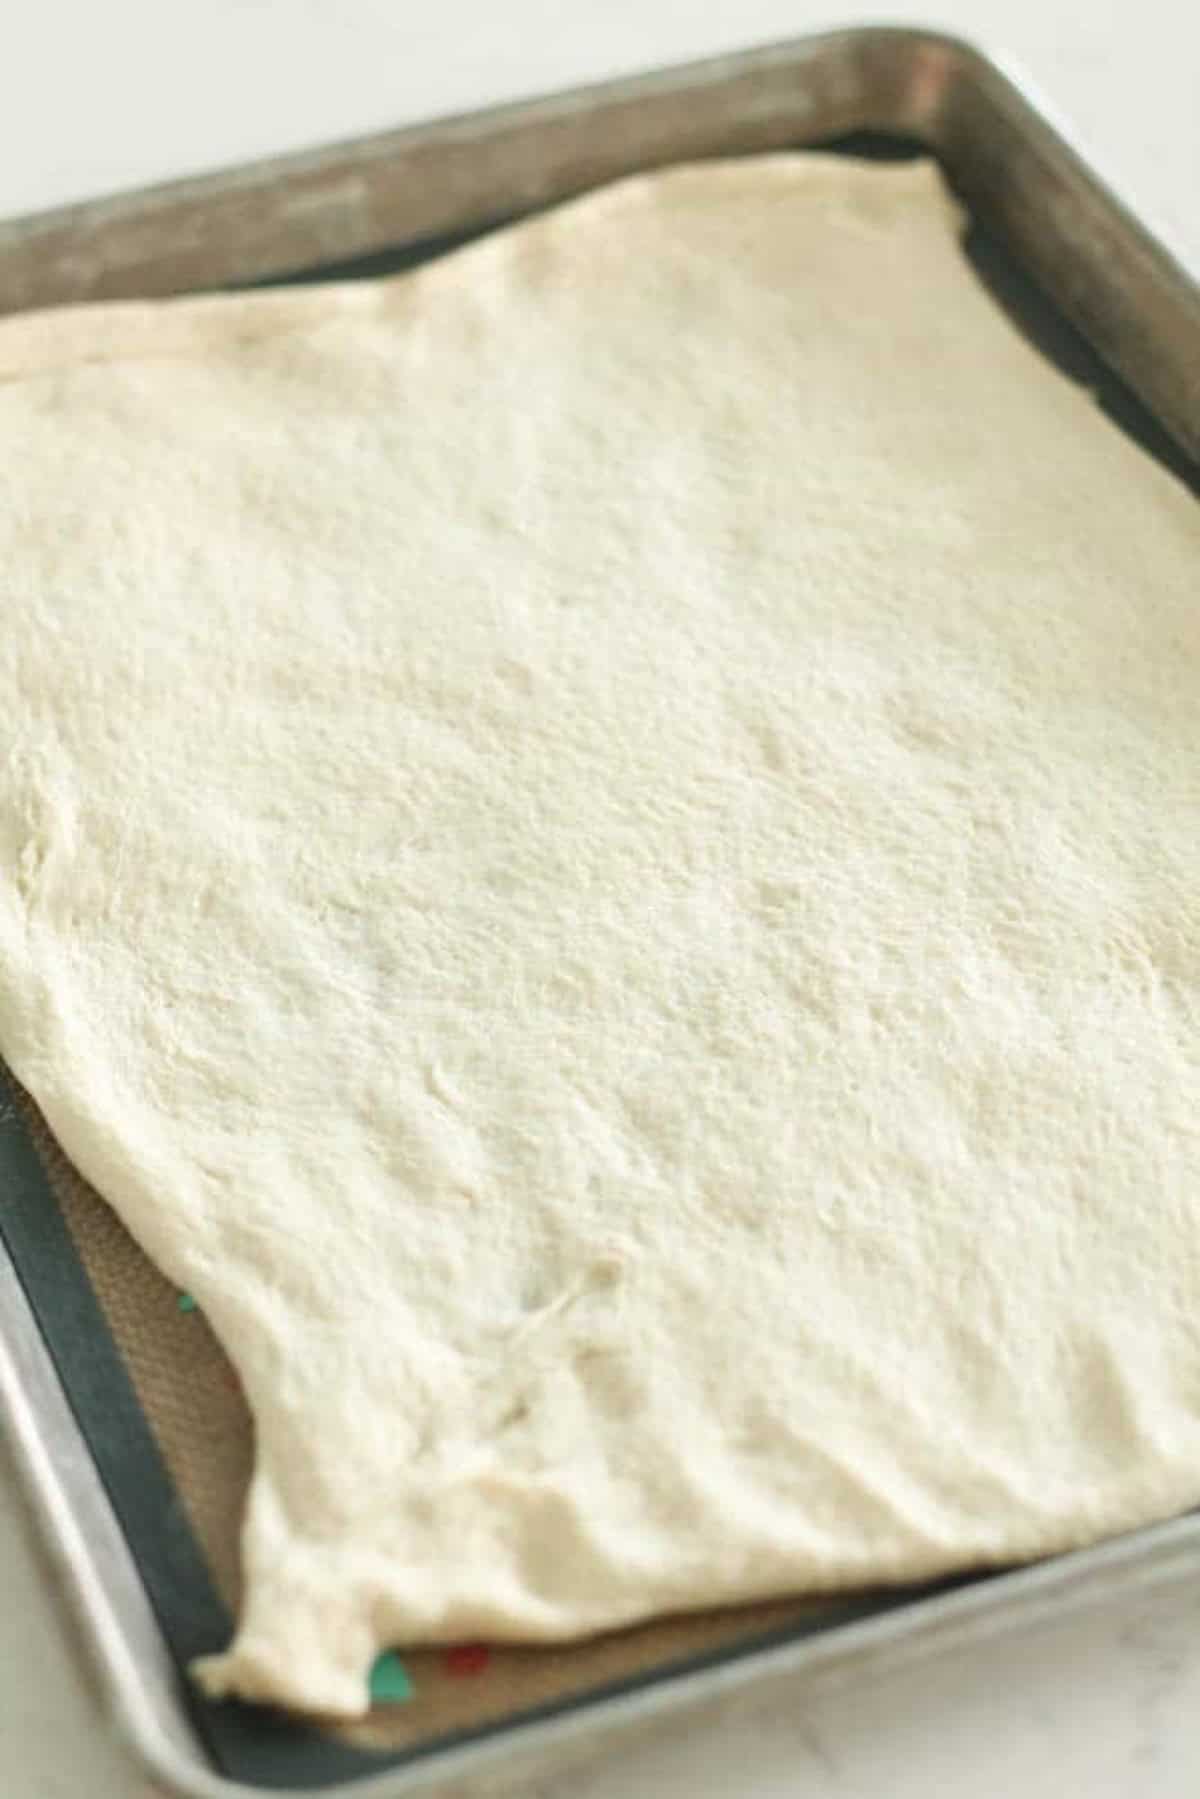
[0, 26, 1197, 1799]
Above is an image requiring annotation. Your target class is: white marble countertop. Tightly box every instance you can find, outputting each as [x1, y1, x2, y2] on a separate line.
[1, 3, 1198, 1795]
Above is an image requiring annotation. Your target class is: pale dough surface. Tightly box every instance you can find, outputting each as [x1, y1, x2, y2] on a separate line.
[1, 156, 1199, 1719]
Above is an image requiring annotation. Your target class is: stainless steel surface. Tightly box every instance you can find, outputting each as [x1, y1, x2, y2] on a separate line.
[0, 25, 1196, 1799]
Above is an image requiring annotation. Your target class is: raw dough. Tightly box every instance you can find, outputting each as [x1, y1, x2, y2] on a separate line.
[0, 156, 1198, 1719]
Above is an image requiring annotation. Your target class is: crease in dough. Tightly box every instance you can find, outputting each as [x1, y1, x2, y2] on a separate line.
[1, 154, 1199, 1717]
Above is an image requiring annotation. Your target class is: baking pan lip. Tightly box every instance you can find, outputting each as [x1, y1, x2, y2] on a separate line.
[0, 26, 980, 242]
[1, 22, 1198, 1799]
[101, 1526, 1200, 1799]
[0, 23, 1186, 260]
[1, 24, 1182, 284]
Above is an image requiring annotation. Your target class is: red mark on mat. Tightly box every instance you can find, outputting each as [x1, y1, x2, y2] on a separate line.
[444, 1643, 490, 1678]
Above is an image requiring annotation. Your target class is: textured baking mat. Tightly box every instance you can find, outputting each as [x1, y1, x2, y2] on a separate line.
[0, 137, 1195, 1794]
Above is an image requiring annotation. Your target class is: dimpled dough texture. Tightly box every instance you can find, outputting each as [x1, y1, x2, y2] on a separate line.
[0, 156, 1199, 1719]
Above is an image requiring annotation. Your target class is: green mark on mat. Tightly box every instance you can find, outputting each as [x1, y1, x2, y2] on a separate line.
[369, 1651, 413, 1704]
[177, 1292, 198, 1314]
